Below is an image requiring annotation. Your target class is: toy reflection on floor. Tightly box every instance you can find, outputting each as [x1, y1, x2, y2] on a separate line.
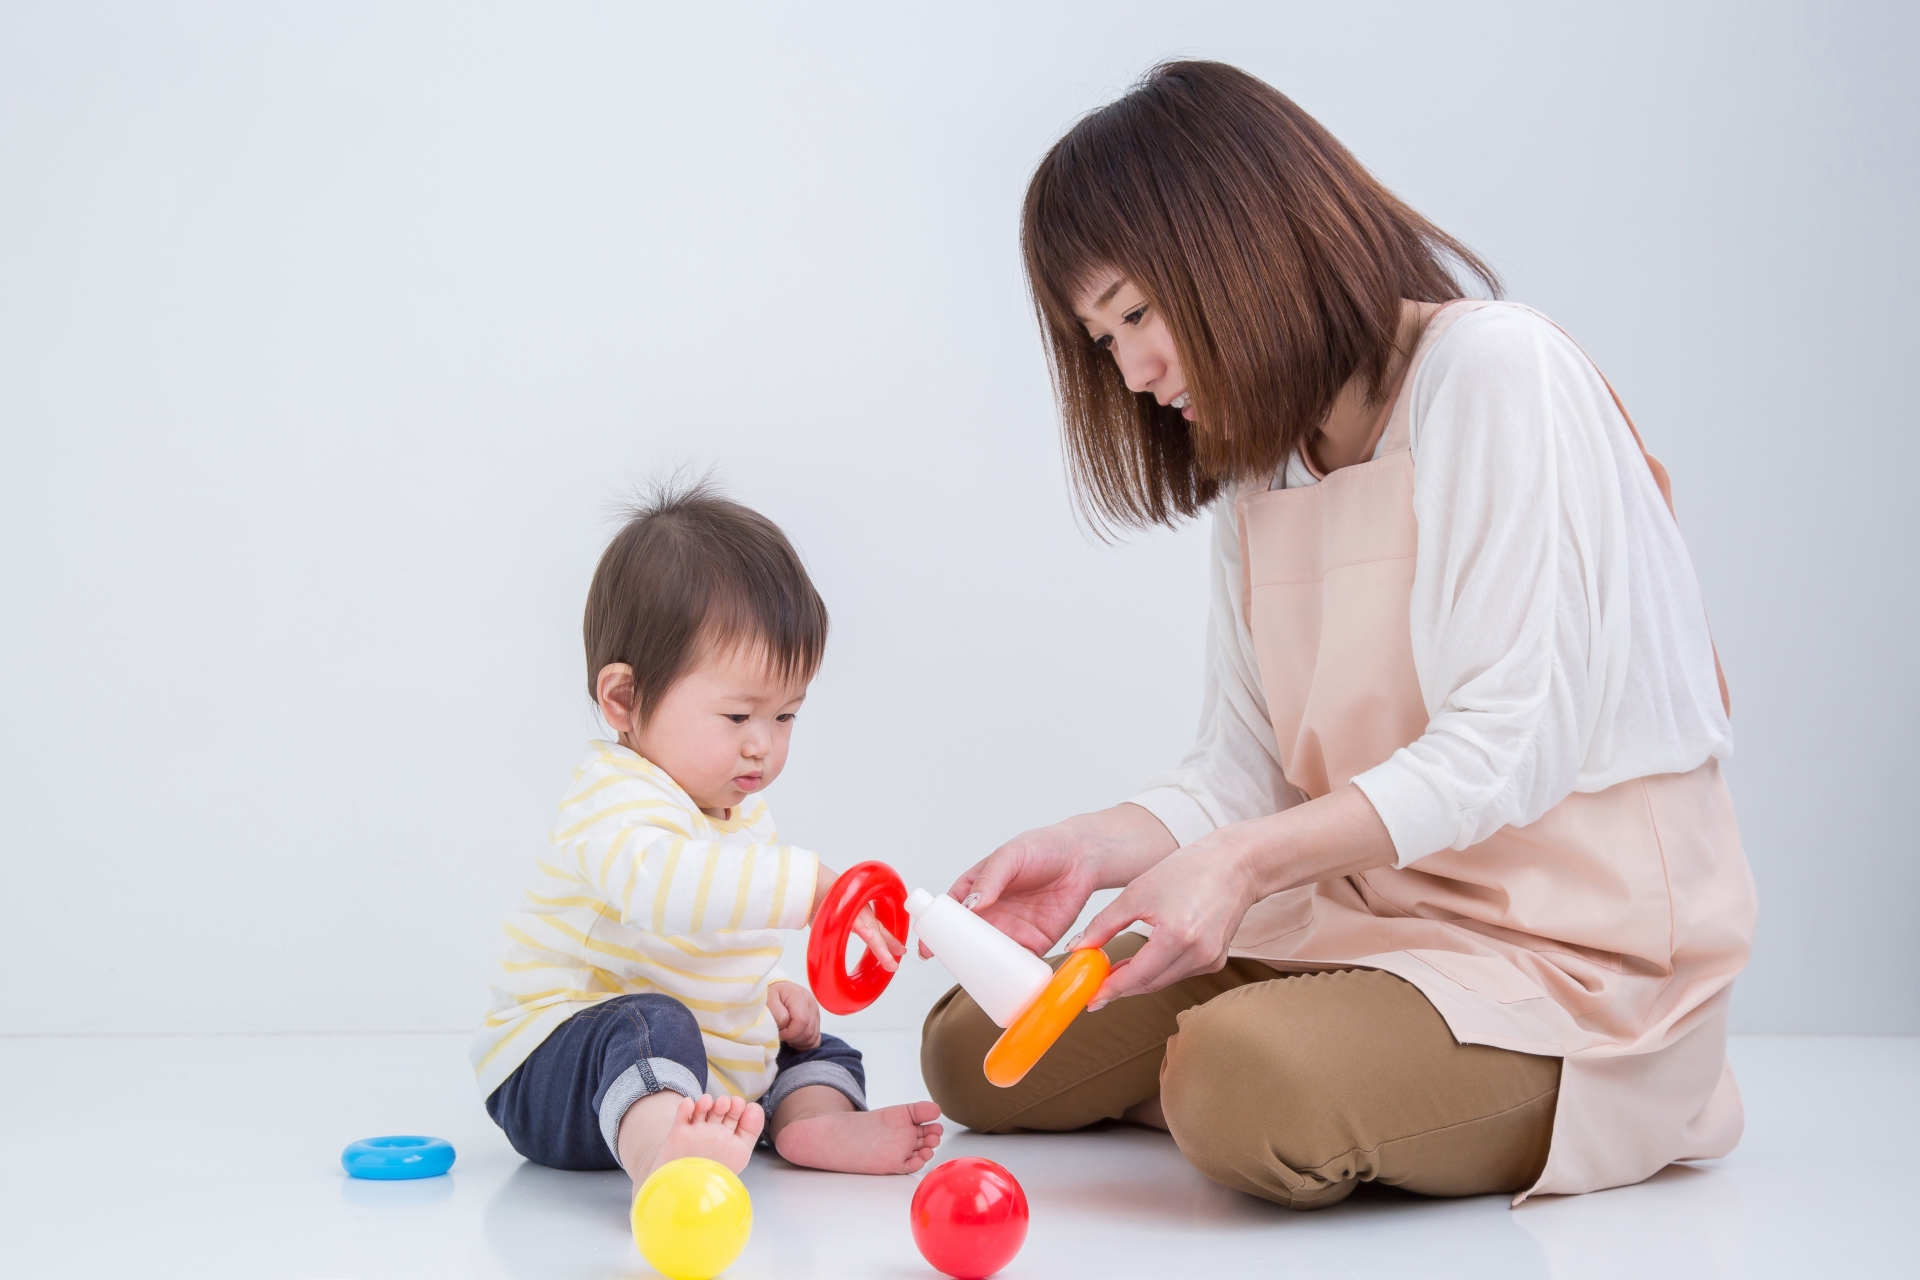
[910, 1157, 1030, 1279]
[340, 1135, 456, 1180]
[807, 861, 1110, 1086]
[631, 1156, 753, 1280]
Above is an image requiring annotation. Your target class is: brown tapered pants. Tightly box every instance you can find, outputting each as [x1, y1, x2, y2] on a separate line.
[920, 933, 1561, 1209]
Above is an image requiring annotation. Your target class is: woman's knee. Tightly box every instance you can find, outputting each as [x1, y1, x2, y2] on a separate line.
[1158, 980, 1372, 1208]
[1160, 969, 1557, 1206]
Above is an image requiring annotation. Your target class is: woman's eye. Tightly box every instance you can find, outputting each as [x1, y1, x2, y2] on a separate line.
[1122, 305, 1147, 326]
[1092, 334, 1113, 352]
[776, 713, 795, 723]
[726, 714, 749, 724]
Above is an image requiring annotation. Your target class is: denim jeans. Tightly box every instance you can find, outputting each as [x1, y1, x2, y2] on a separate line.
[485, 993, 866, 1171]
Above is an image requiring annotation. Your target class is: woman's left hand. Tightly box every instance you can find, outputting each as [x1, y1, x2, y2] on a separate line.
[1069, 829, 1260, 1010]
[1070, 785, 1398, 1008]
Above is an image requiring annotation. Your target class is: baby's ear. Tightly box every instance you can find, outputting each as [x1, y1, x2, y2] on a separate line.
[595, 663, 639, 733]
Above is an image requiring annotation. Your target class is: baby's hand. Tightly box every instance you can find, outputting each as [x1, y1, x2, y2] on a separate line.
[767, 980, 821, 1050]
[813, 863, 907, 974]
[852, 903, 906, 973]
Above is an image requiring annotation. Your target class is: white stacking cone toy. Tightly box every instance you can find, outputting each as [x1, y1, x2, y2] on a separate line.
[807, 863, 1108, 1088]
[905, 889, 1054, 1027]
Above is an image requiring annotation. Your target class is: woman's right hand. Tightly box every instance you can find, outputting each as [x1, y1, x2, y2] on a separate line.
[942, 825, 1101, 956]
[938, 803, 1181, 957]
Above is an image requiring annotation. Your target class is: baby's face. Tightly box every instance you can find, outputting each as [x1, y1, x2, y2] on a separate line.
[629, 645, 809, 816]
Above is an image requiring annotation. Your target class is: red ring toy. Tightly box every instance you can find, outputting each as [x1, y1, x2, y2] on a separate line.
[805, 860, 909, 1015]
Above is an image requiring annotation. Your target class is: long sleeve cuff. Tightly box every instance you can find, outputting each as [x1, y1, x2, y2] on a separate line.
[1351, 752, 1460, 868]
[1126, 785, 1218, 848]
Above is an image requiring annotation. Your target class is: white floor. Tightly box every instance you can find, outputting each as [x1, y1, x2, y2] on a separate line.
[1, 1030, 1911, 1279]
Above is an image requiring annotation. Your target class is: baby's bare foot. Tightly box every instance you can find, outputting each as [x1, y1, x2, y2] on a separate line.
[644, 1094, 765, 1182]
[773, 1101, 944, 1175]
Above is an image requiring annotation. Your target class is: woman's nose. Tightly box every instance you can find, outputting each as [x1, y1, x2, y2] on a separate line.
[1113, 342, 1161, 396]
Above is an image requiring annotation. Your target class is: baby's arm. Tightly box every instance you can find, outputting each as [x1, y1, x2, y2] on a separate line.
[556, 822, 817, 936]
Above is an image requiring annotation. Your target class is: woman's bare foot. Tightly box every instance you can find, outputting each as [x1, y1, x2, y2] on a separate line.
[773, 1100, 944, 1174]
[642, 1094, 765, 1182]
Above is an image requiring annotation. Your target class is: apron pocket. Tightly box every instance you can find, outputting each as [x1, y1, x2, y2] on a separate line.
[1407, 950, 1546, 1004]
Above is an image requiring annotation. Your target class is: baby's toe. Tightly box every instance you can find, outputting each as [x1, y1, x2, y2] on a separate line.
[906, 1101, 942, 1124]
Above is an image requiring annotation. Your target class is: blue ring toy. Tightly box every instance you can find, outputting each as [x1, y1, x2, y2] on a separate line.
[341, 1135, 456, 1180]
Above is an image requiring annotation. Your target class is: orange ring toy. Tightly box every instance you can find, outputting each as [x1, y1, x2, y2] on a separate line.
[982, 948, 1111, 1088]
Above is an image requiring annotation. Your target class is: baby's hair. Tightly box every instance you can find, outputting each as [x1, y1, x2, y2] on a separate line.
[584, 477, 828, 723]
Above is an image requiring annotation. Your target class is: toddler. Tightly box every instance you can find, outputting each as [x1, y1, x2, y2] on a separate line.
[472, 483, 941, 1193]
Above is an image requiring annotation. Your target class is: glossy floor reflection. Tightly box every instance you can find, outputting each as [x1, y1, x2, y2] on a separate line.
[2, 1029, 1910, 1278]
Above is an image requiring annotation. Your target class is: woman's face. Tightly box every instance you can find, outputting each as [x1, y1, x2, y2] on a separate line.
[1073, 271, 1196, 421]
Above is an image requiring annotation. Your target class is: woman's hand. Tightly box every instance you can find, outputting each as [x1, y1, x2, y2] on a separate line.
[1073, 785, 1398, 1007]
[1070, 829, 1260, 1009]
[942, 803, 1181, 957]
[766, 980, 822, 1050]
[943, 826, 1101, 956]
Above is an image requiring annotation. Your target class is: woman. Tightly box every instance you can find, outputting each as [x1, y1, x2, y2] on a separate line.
[920, 61, 1755, 1209]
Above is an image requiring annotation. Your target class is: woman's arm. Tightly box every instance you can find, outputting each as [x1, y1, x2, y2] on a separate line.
[1357, 305, 1729, 862]
[1072, 785, 1395, 1007]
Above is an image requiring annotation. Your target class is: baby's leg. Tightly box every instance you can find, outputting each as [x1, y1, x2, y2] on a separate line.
[769, 1085, 943, 1175]
[551, 992, 762, 1196]
[620, 1091, 765, 1191]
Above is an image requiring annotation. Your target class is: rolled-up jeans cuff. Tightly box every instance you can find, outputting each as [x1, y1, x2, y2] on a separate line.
[760, 1060, 868, 1123]
[597, 1057, 705, 1168]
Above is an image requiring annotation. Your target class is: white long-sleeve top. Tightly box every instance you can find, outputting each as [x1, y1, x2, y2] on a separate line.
[1130, 303, 1731, 867]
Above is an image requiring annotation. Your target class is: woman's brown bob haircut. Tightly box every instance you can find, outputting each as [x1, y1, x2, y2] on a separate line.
[1024, 60, 1501, 529]
[583, 480, 827, 722]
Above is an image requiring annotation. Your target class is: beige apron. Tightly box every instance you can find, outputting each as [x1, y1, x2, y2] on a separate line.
[1229, 301, 1757, 1201]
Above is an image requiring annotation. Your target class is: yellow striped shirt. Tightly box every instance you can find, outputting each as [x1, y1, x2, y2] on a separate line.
[470, 741, 818, 1101]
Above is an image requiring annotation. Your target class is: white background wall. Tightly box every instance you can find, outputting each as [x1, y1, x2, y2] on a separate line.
[2, 1, 1913, 1038]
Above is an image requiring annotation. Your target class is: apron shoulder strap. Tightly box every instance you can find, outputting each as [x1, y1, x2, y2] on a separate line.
[1376, 299, 1490, 456]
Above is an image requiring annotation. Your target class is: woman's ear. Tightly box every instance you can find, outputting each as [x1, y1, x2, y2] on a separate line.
[595, 663, 639, 738]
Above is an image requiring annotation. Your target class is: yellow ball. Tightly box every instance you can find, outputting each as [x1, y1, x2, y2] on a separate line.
[631, 1156, 753, 1280]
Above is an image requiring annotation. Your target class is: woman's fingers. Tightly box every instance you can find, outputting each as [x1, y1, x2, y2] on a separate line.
[1088, 931, 1199, 1009]
[954, 853, 1014, 913]
[1072, 887, 1146, 953]
[1087, 956, 1133, 1010]
[988, 913, 1059, 956]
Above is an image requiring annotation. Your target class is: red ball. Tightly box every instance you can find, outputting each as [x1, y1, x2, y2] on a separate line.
[909, 1157, 1029, 1279]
